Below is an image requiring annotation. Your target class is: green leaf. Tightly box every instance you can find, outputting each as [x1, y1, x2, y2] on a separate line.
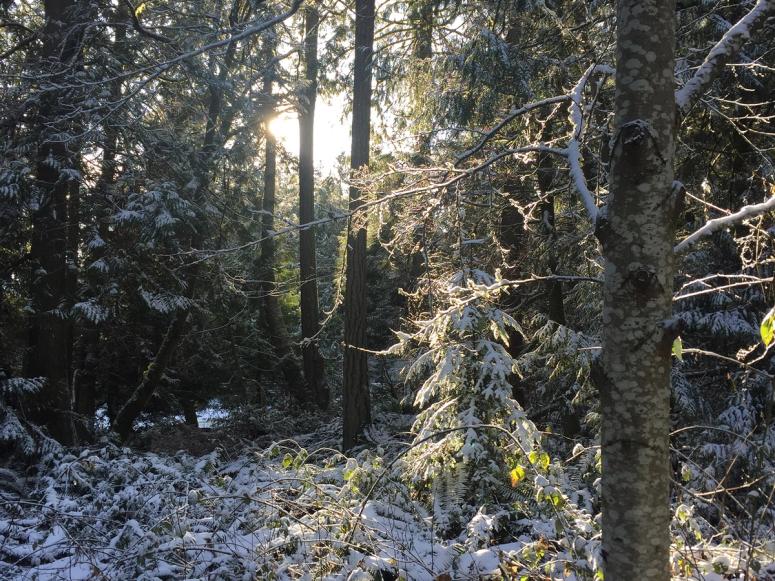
[135, 2, 147, 17]
[281, 453, 293, 469]
[761, 306, 775, 346]
[293, 449, 308, 468]
[509, 465, 526, 487]
[672, 336, 683, 361]
[528, 450, 550, 471]
[676, 503, 691, 524]
[548, 491, 565, 508]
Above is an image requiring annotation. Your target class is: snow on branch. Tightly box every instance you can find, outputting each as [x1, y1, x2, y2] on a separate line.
[674, 195, 775, 253]
[569, 64, 615, 140]
[566, 64, 614, 225]
[566, 140, 599, 224]
[451, 64, 612, 227]
[675, 0, 775, 111]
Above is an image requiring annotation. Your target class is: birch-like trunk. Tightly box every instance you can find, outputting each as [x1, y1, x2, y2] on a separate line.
[598, 1, 678, 577]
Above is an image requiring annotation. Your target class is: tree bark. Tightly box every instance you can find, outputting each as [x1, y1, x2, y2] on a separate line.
[342, 0, 375, 451]
[72, 325, 98, 438]
[181, 397, 199, 427]
[410, 0, 433, 159]
[113, 313, 189, 440]
[73, 8, 126, 440]
[298, 6, 329, 409]
[537, 151, 566, 325]
[598, 1, 677, 578]
[260, 65, 306, 402]
[24, 0, 83, 445]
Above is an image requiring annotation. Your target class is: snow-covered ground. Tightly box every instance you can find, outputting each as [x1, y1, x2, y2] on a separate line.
[1, 413, 772, 580]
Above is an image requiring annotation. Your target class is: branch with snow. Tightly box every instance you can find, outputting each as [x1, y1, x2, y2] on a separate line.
[675, 0, 775, 111]
[566, 64, 614, 225]
[568, 64, 615, 141]
[566, 139, 599, 225]
[674, 195, 775, 253]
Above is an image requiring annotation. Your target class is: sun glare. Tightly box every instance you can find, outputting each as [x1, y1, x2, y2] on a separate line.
[268, 113, 300, 154]
[265, 97, 350, 175]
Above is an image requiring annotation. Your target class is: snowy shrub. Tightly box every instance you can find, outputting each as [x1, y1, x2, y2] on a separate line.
[391, 269, 538, 533]
[0, 374, 59, 457]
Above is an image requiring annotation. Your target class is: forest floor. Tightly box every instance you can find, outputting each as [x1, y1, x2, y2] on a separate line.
[1, 366, 774, 580]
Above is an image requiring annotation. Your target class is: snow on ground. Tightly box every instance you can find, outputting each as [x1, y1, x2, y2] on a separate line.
[1, 411, 772, 580]
[0, 414, 541, 580]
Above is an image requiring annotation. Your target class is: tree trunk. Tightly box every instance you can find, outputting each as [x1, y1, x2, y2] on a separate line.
[72, 326, 99, 439]
[537, 151, 566, 326]
[113, 313, 189, 440]
[260, 66, 306, 402]
[598, 1, 677, 578]
[74, 4, 126, 436]
[410, 0, 433, 159]
[298, 6, 329, 409]
[181, 397, 199, 427]
[24, 0, 82, 445]
[342, 0, 375, 451]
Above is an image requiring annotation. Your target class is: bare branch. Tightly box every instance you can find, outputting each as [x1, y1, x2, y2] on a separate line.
[123, 0, 173, 44]
[454, 95, 571, 167]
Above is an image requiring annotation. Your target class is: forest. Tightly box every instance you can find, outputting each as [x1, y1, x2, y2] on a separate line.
[1, 0, 774, 579]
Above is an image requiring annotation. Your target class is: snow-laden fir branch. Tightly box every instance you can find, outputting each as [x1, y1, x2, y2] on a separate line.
[674, 195, 775, 252]
[566, 139, 599, 225]
[675, 0, 775, 110]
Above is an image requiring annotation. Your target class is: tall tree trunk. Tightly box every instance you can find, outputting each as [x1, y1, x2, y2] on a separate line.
[73, 58, 122, 438]
[72, 325, 99, 438]
[342, 0, 375, 450]
[24, 0, 83, 445]
[261, 67, 306, 401]
[298, 6, 329, 409]
[410, 0, 433, 159]
[597, 1, 677, 578]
